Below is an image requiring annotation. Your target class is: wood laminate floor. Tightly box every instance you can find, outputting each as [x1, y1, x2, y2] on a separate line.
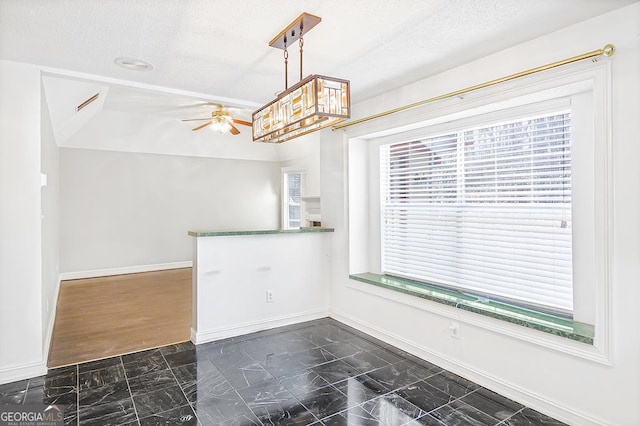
[48, 268, 192, 368]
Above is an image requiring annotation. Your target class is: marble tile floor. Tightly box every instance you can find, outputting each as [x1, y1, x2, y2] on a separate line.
[0, 318, 566, 425]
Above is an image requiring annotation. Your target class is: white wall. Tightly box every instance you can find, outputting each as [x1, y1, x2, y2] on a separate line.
[278, 133, 322, 196]
[192, 232, 331, 343]
[323, 4, 640, 426]
[280, 154, 321, 198]
[0, 60, 47, 382]
[40, 83, 60, 358]
[59, 148, 282, 273]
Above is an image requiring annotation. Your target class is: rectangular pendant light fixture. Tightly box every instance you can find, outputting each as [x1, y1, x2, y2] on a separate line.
[253, 74, 350, 143]
[252, 13, 351, 143]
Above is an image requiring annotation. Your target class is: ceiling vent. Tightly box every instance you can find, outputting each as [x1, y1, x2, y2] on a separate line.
[76, 93, 99, 112]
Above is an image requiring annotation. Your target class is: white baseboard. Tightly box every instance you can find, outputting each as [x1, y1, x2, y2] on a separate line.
[59, 261, 193, 281]
[330, 310, 608, 426]
[191, 309, 330, 345]
[0, 360, 47, 386]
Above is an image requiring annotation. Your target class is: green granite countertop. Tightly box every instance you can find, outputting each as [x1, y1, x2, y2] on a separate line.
[188, 227, 335, 237]
[350, 272, 594, 344]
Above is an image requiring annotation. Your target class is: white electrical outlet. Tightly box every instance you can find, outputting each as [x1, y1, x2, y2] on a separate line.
[266, 290, 274, 303]
[449, 322, 460, 339]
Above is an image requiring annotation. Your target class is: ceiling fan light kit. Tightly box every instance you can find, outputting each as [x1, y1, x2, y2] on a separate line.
[209, 117, 233, 134]
[182, 104, 251, 135]
[252, 12, 350, 144]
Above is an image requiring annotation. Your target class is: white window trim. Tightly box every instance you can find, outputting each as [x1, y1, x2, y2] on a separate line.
[282, 167, 305, 230]
[346, 60, 612, 364]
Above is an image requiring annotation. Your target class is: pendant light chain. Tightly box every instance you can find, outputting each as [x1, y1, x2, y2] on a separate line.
[299, 26, 304, 81]
[283, 35, 289, 90]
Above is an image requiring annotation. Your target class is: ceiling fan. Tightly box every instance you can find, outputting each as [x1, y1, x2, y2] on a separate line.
[182, 104, 251, 135]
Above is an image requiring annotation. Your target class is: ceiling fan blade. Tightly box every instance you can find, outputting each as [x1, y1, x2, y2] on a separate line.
[232, 119, 252, 127]
[182, 118, 212, 122]
[229, 123, 241, 135]
[192, 121, 212, 131]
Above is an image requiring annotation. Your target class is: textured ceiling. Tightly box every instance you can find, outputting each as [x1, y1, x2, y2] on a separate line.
[1, 0, 636, 105]
[1, 1, 636, 157]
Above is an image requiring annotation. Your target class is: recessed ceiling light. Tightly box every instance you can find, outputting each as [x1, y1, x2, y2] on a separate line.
[114, 57, 154, 71]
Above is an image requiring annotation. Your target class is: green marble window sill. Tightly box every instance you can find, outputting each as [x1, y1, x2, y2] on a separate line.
[188, 227, 334, 237]
[349, 272, 594, 345]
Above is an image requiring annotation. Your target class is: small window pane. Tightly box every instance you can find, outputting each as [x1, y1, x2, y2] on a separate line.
[285, 172, 302, 229]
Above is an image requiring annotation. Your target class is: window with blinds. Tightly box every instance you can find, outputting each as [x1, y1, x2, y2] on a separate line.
[284, 171, 302, 229]
[380, 110, 573, 314]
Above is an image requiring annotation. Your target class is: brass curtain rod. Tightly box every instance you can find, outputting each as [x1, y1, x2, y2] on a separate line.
[332, 44, 615, 131]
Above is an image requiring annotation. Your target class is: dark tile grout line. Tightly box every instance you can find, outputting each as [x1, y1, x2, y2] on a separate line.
[295, 329, 364, 422]
[317, 328, 499, 423]
[159, 350, 197, 425]
[232, 366, 279, 425]
[233, 325, 325, 424]
[120, 356, 140, 426]
[496, 407, 527, 425]
[75, 364, 79, 425]
[431, 388, 526, 426]
[236, 325, 424, 424]
[288, 324, 494, 425]
[107, 331, 426, 425]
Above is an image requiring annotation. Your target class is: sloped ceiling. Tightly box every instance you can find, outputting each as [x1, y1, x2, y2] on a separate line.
[40, 76, 280, 161]
[1, 0, 636, 158]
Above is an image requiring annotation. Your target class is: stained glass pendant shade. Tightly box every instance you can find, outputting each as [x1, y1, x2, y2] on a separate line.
[252, 13, 350, 144]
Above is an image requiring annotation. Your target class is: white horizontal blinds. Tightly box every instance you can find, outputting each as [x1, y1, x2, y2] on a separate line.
[287, 172, 302, 228]
[381, 111, 573, 313]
